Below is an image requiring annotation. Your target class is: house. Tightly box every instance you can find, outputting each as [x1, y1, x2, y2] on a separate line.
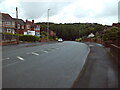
[0, 13, 15, 34]
[25, 20, 40, 36]
[112, 23, 120, 27]
[13, 18, 25, 34]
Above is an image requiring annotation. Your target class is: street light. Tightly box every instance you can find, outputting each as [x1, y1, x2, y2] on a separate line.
[16, 7, 19, 44]
[47, 9, 50, 41]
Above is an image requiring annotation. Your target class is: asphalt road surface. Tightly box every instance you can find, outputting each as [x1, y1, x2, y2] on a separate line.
[2, 41, 89, 88]
[74, 42, 118, 88]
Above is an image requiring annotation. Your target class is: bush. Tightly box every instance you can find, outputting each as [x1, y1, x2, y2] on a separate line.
[103, 27, 120, 41]
[19, 35, 39, 42]
[75, 38, 82, 42]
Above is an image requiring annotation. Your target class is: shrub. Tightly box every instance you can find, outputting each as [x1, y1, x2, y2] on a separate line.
[75, 38, 82, 42]
[19, 35, 39, 42]
[49, 36, 54, 41]
[103, 27, 120, 41]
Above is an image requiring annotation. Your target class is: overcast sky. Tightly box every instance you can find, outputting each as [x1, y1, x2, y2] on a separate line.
[0, 0, 119, 25]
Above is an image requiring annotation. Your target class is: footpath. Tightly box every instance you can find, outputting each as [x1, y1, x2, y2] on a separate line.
[73, 42, 119, 88]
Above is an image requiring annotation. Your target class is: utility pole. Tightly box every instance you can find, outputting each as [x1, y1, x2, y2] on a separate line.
[16, 7, 19, 44]
[47, 9, 50, 41]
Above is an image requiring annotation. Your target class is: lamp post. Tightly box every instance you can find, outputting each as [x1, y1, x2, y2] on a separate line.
[47, 9, 50, 41]
[16, 7, 19, 44]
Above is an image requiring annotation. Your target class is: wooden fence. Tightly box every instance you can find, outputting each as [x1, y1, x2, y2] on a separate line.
[110, 44, 120, 65]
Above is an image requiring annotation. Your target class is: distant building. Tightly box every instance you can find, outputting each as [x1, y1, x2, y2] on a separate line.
[0, 13, 41, 36]
[112, 23, 120, 27]
[25, 20, 40, 36]
[0, 13, 15, 34]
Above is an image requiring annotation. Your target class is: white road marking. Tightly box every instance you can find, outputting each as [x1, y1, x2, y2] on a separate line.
[31, 52, 39, 56]
[40, 50, 48, 53]
[2, 57, 10, 61]
[17, 56, 24, 61]
[96, 44, 103, 47]
[89, 45, 94, 47]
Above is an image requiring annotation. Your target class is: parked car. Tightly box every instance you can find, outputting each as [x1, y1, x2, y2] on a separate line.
[58, 38, 63, 42]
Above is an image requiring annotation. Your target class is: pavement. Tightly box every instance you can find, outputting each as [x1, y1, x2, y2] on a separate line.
[2, 41, 90, 88]
[73, 42, 119, 88]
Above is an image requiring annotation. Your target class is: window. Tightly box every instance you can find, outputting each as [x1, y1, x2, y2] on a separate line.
[26, 25, 30, 29]
[22, 26, 24, 29]
[7, 29, 11, 33]
[12, 22, 15, 25]
[5, 21, 10, 25]
[17, 24, 20, 29]
[12, 22, 15, 27]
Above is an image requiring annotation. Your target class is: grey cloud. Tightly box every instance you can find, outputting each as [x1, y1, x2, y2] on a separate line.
[74, 1, 118, 19]
[95, 3, 118, 18]
[20, 2, 71, 19]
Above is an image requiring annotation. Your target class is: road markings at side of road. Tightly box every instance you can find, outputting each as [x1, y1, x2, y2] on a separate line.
[17, 56, 24, 61]
[31, 52, 39, 56]
[96, 43, 103, 47]
[40, 50, 48, 53]
[2, 57, 10, 61]
[89, 45, 94, 47]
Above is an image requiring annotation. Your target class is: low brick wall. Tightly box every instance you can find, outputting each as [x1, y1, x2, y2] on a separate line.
[0, 41, 18, 45]
[110, 44, 120, 65]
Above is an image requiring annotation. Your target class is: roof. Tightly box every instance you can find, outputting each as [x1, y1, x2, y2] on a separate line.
[13, 18, 25, 25]
[1, 13, 14, 22]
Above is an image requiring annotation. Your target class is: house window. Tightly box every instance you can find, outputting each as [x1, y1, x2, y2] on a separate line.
[22, 26, 24, 29]
[17, 24, 20, 29]
[12, 22, 15, 25]
[0, 20, 2, 25]
[7, 29, 11, 33]
[26, 25, 30, 29]
[6, 21, 11, 25]
[12, 22, 15, 27]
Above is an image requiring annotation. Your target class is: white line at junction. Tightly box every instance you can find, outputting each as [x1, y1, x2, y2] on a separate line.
[17, 56, 24, 61]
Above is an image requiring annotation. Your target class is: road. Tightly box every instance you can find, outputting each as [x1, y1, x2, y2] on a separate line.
[74, 42, 118, 88]
[2, 41, 89, 88]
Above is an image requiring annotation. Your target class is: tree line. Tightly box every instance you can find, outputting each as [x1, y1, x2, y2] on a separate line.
[36, 22, 105, 40]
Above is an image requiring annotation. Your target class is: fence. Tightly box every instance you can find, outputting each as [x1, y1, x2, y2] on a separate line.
[0, 33, 18, 45]
[110, 44, 120, 65]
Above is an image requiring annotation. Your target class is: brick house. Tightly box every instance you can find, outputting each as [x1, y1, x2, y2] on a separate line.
[24, 20, 40, 36]
[0, 13, 15, 34]
[112, 23, 120, 27]
[13, 18, 25, 34]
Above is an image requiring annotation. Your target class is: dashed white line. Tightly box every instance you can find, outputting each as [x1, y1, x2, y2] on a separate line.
[2, 57, 10, 61]
[40, 50, 48, 53]
[31, 52, 39, 56]
[17, 56, 24, 61]
[89, 45, 94, 47]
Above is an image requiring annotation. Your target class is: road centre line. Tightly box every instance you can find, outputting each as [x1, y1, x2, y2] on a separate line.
[31, 52, 39, 56]
[40, 50, 48, 53]
[17, 56, 24, 61]
[2, 57, 10, 61]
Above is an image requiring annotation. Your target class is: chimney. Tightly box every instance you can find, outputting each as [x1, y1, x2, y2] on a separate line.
[32, 20, 34, 24]
[26, 19, 28, 23]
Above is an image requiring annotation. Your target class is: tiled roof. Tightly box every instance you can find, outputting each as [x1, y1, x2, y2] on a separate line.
[13, 18, 25, 25]
[1, 13, 14, 22]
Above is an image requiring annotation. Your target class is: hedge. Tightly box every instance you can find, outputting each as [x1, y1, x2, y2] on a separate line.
[19, 35, 39, 42]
